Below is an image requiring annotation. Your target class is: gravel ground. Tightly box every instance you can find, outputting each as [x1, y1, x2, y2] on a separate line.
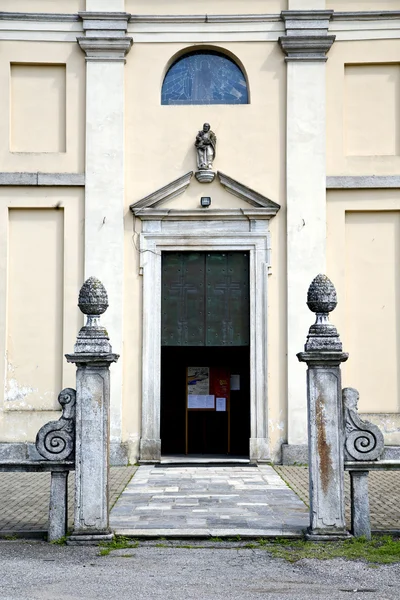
[0, 540, 399, 600]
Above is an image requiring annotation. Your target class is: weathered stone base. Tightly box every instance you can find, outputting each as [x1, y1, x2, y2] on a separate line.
[139, 438, 161, 463]
[249, 438, 270, 462]
[281, 444, 309, 465]
[110, 442, 129, 466]
[305, 531, 351, 542]
[195, 170, 215, 183]
[67, 532, 114, 546]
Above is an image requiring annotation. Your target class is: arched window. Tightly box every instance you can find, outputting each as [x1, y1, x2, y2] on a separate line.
[161, 50, 249, 105]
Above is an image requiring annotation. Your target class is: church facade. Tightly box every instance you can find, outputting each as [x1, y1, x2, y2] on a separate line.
[0, 0, 399, 464]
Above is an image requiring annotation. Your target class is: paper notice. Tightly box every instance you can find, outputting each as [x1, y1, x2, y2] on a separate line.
[230, 374, 240, 391]
[205, 395, 215, 409]
[188, 395, 215, 409]
[216, 397, 226, 412]
[188, 395, 202, 409]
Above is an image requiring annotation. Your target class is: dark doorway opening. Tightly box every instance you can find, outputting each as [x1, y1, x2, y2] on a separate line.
[161, 346, 250, 455]
[160, 251, 250, 457]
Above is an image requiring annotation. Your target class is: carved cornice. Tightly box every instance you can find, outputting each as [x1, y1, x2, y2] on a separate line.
[217, 171, 280, 213]
[130, 172, 194, 212]
[279, 35, 335, 61]
[130, 170, 280, 220]
[77, 11, 132, 62]
[279, 10, 335, 62]
[129, 14, 281, 24]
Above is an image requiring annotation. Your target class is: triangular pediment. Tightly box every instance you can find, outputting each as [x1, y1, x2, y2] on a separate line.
[129, 170, 280, 218]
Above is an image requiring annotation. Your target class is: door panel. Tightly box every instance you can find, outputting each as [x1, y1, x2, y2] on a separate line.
[162, 252, 249, 347]
[162, 252, 205, 346]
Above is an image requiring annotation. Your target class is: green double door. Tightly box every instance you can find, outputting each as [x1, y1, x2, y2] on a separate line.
[160, 251, 250, 455]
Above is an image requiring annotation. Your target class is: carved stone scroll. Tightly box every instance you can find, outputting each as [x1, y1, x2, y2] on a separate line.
[35, 388, 76, 461]
[343, 387, 384, 461]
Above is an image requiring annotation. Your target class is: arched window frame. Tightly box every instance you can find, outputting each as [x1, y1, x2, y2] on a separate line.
[161, 47, 250, 106]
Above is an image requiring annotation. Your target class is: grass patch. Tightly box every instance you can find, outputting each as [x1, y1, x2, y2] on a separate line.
[99, 535, 139, 556]
[50, 535, 67, 545]
[209, 537, 223, 542]
[255, 536, 400, 564]
[227, 535, 241, 542]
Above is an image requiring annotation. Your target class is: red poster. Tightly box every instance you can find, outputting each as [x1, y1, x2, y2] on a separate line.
[210, 367, 230, 400]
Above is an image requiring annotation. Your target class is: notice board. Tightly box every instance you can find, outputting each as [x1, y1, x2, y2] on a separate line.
[186, 366, 230, 454]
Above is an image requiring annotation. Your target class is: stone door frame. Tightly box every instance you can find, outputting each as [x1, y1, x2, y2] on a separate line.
[137, 212, 274, 463]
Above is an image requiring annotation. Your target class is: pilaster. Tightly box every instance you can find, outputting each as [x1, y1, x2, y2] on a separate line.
[279, 9, 335, 449]
[77, 12, 131, 448]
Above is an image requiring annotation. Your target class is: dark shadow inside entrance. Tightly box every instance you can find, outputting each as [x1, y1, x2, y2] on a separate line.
[161, 346, 250, 456]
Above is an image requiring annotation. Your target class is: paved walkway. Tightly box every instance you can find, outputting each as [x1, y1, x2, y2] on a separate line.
[110, 465, 309, 537]
[1, 465, 400, 537]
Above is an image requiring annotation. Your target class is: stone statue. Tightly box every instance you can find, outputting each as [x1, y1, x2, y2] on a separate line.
[195, 123, 216, 170]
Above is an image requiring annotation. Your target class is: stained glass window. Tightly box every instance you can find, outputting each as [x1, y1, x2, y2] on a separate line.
[161, 51, 249, 105]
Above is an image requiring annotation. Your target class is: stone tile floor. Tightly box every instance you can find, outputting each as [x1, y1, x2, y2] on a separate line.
[110, 465, 309, 537]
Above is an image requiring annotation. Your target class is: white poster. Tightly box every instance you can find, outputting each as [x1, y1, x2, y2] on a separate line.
[188, 395, 215, 409]
[205, 395, 215, 409]
[230, 374, 240, 391]
[216, 397, 226, 412]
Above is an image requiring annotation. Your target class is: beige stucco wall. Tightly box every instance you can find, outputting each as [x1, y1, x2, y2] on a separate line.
[0, 187, 84, 442]
[0, 41, 85, 173]
[0, 34, 85, 444]
[1, 0, 85, 12]
[327, 1, 400, 10]
[327, 39, 400, 176]
[124, 40, 287, 460]
[326, 37, 400, 444]
[327, 189, 400, 443]
[126, 1, 287, 15]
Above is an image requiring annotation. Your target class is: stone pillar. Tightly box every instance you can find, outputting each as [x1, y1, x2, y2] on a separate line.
[279, 10, 335, 452]
[349, 471, 371, 540]
[48, 471, 69, 542]
[66, 277, 119, 544]
[77, 9, 132, 454]
[298, 274, 349, 539]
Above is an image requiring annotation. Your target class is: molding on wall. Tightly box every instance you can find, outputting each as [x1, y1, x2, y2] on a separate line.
[129, 14, 282, 24]
[0, 173, 85, 186]
[332, 11, 400, 21]
[1, 11, 400, 43]
[137, 222, 272, 463]
[130, 172, 193, 211]
[78, 12, 132, 62]
[280, 10, 335, 62]
[327, 175, 400, 189]
[218, 171, 280, 213]
[0, 12, 80, 21]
